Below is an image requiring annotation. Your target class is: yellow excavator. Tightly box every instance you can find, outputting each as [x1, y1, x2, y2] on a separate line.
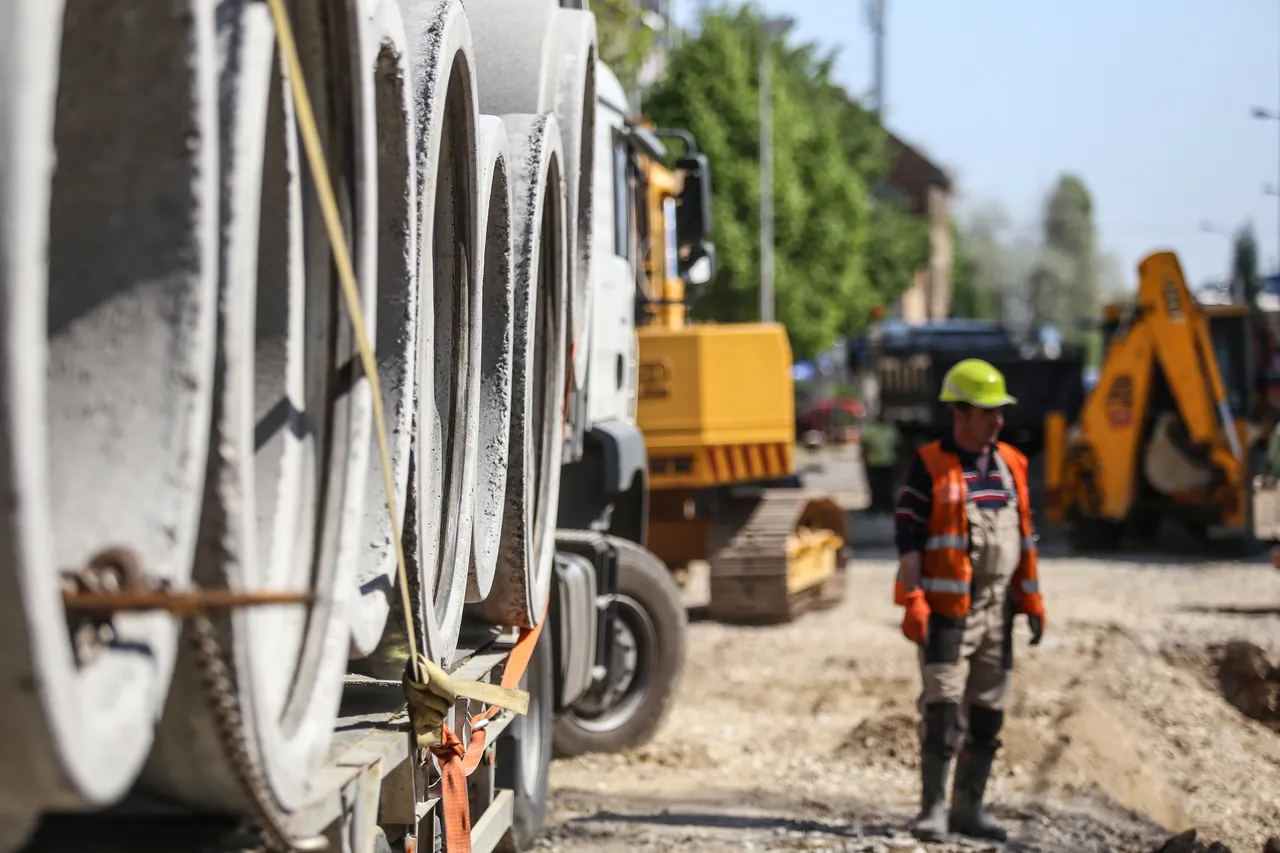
[1045, 250, 1270, 551]
[621, 122, 848, 623]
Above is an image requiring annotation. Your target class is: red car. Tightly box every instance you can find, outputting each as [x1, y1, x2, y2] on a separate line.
[796, 396, 866, 444]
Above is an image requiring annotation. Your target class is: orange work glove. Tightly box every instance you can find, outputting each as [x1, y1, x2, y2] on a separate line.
[901, 590, 930, 644]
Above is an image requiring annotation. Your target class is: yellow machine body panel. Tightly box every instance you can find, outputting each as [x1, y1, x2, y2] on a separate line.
[637, 321, 796, 491]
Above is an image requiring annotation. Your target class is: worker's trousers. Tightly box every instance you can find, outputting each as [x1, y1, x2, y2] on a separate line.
[917, 494, 1022, 757]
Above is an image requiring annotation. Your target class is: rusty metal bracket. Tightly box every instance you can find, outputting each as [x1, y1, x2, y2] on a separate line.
[60, 547, 312, 617]
[62, 588, 313, 617]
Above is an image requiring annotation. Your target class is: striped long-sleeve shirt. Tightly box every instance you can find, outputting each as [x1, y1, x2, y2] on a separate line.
[894, 437, 1035, 556]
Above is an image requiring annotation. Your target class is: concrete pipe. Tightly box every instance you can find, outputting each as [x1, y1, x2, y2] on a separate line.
[0, 0, 218, 825]
[347, 0, 421, 660]
[469, 113, 568, 629]
[143, 0, 376, 815]
[468, 116, 516, 604]
[390, 0, 483, 670]
[467, 2, 597, 391]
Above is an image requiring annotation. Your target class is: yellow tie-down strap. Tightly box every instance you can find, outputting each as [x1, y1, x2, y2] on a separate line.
[402, 655, 530, 751]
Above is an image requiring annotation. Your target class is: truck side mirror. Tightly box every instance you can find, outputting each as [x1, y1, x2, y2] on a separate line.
[676, 153, 712, 246]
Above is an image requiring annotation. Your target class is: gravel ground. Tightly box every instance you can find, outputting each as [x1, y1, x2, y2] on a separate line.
[542, 513, 1280, 853]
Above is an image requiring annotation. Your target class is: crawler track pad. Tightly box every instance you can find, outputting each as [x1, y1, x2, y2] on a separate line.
[706, 490, 848, 624]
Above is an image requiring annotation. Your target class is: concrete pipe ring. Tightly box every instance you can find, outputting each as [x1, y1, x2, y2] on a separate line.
[0, 0, 218, 818]
[466, 3, 596, 390]
[347, 0, 421, 660]
[470, 113, 569, 629]
[143, 0, 376, 815]
[397, 0, 483, 669]
[545, 9, 598, 391]
[468, 116, 516, 604]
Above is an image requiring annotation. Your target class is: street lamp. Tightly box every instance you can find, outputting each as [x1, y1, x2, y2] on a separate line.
[1250, 105, 1280, 279]
[1202, 220, 1245, 300]
[759, 14, 794, 324]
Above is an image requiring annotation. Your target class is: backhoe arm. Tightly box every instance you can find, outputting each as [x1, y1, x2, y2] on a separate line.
[1071, 251, 1243, 521]
[1138, 252, 1244, 478]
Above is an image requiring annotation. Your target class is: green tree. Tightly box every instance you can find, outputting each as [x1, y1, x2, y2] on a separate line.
[950, 219, 986, 319]
[949, 200, 1037, 325]
[591, 0, 658, 95]
[640, 4, 925, 359]
[862, 196, 930, 326]
[1028, 174, 1098, 339]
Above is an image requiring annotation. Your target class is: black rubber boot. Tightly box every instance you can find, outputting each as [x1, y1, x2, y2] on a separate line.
[950, 744, 1008, 842]
[911, 749, 951, 841]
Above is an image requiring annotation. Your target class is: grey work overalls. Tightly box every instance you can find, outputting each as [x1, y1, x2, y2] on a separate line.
[917, 451, 1022, 721]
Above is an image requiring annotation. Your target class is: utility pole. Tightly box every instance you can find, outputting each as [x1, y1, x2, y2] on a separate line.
[759, 33, 774, 323]
[758, 15, 793, 324]
[865, 0, 886, 116]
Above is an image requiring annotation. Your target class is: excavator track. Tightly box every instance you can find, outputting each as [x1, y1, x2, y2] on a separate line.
[706, 488, 849, 624]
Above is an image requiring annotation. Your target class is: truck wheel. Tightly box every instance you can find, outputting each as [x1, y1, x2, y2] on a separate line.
[552, 538, 688, 757]
[496, 619, 554, 852]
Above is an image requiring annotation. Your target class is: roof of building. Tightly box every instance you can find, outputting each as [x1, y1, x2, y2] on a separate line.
[885, 131, 953, 193]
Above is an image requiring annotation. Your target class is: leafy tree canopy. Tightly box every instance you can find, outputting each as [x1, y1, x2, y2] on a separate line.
[639, 4, 928, 360]
[1028, 173, 1098, 339]
[591, 0, 658, 96]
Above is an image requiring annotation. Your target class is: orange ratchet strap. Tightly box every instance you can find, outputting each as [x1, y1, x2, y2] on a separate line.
[433, 607, 548, 853]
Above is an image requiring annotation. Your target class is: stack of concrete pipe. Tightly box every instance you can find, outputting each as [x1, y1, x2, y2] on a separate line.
[0, 0, 596, 843]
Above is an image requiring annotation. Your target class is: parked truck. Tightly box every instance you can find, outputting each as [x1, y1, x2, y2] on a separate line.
[850, 318, 1088, 459]
[0, 2, 684, 852]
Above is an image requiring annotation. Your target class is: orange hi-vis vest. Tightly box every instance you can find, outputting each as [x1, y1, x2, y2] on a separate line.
[895, 440, 1044, 619]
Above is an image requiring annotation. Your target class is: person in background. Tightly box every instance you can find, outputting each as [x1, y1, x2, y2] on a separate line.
[892, 358, 1046, 843]
[860, 410, 900, 513]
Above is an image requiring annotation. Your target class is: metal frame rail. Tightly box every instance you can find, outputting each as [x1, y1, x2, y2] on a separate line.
[18, 635, 524, 853]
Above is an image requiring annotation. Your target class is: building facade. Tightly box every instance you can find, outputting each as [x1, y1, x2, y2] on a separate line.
[883, 133, 954, 324]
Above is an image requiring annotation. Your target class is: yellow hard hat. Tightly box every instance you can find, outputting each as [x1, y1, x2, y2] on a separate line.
[938, 358, 1017, 408]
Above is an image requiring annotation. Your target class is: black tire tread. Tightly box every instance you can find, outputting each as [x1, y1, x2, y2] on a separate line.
[551, 535, 688, 757]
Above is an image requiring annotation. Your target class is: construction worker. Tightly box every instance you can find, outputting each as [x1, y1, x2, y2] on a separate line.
[892, 358, 1046, 843]
[861, 410, 901, 513]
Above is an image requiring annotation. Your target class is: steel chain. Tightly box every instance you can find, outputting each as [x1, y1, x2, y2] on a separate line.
[189, 613, 328, 853]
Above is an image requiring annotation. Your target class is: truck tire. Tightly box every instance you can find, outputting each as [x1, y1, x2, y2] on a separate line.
[496, 619, 554, 853]
[552, 538, 688, 757]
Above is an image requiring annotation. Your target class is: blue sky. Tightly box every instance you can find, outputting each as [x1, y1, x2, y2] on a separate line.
[673, 0, 1280, 291]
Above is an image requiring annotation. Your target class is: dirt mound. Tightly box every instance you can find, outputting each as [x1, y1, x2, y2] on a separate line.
[1215, 641, 1280, 731]
[836, 707, 918, 766]
[998, 686, 1190, 832]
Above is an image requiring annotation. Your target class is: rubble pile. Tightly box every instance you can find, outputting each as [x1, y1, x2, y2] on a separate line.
[1214, 642, 1280, 731]
[1152, 829, 1280, 853]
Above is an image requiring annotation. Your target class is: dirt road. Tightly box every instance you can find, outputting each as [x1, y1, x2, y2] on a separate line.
[543, 516, 1280, 852]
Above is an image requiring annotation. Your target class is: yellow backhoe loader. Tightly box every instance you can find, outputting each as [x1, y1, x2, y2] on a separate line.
[619, 122, 848, 623]
[1045, 250, 1272, 551]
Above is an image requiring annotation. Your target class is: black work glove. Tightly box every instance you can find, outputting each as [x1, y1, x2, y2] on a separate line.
[1027, 614, 1044, 646]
